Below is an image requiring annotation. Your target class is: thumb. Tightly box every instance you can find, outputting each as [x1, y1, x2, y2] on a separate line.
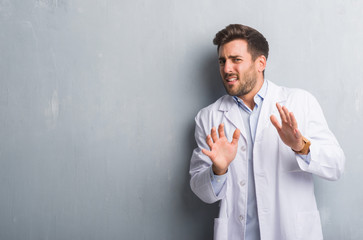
[202, 148, 212, 158]
[231, 128, 240, 145]
[270, 115, 281, 131]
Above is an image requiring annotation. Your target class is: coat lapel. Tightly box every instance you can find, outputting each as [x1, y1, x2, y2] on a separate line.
[218, 80, 287, 142]
[219, 96, 247, 141]
[255, 80, 287, 142]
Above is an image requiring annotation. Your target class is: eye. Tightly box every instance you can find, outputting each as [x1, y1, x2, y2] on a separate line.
[218, 59, 226, 65]
[233, 58, 242, 63]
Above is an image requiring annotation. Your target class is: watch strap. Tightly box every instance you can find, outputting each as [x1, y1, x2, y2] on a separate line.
[292, 136, 311, 155]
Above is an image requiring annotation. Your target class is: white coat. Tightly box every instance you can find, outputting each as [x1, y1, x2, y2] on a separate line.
[189, 80, 345, 240]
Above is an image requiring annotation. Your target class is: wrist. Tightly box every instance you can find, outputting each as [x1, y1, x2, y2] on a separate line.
[292, 136, 311, 155]
[212, 165, 227, 175]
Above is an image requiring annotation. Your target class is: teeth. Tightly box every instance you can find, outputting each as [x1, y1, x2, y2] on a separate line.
[227, 78, 237, 82]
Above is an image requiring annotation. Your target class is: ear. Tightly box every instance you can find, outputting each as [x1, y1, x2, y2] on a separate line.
[255, 55, 267, 73]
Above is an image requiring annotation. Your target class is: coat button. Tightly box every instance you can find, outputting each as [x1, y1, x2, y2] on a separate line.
[241, 146, 246, 151]
[240, 181, 245, 187]
[239, 215, 244, 221]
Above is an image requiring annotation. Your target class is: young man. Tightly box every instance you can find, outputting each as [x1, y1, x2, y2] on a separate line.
[189, 24, 345, 240]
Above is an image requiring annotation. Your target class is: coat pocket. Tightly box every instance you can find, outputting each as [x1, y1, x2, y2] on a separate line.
[214, 218, 228, 240]
[295, 211, 323, 240]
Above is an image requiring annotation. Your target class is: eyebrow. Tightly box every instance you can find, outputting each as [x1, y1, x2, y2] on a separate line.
[218, 55, 243, 60]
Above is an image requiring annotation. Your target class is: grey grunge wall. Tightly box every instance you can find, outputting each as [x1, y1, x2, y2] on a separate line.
[0, 0, 362, 239]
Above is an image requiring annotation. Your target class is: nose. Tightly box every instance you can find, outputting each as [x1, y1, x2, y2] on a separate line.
[223, 60, 233, 74]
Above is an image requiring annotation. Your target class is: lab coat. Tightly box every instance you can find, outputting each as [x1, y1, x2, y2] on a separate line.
[189, 80, 345, 240]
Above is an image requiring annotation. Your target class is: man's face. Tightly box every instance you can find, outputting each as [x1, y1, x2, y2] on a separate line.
[218, 39, 259, 97]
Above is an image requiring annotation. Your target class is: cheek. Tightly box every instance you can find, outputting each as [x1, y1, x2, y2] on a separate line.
[219, 67, 224, 76]
[236, 66, 245, 75]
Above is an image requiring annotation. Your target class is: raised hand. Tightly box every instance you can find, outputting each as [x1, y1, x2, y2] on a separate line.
[202, 123, 240, 175]
[270, 103, 304, 152]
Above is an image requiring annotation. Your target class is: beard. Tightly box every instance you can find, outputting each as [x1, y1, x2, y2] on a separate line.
[222, 66, 258, 97]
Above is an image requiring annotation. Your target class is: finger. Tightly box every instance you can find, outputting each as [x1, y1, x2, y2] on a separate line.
[202, 148, 213, 159]
[289, 112, 298, 129]
[231, 128, 240, 145]
[282, 106, 292, 125]
[205, 135, 213, 149]
[218, 123, 225, 138]
[210, 127, 218, 142]
[276, 103, 287, 123]
[270, 115, 281, 131]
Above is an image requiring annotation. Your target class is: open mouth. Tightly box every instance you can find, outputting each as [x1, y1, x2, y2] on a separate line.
[225, 75, 238, 84]
[226, 77, 237, 82]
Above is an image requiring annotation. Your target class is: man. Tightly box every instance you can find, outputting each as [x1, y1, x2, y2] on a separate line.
[189, 24, 345, 240]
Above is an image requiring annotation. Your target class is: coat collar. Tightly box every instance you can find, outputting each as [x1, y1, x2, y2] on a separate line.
[218, 80, 287, 112]
[218, 80, 288, 141]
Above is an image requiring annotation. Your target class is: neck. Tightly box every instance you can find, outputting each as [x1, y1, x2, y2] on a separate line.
[238, 78, 264, 110]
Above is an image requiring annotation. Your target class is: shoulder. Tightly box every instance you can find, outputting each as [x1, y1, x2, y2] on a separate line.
[196, 95, 229, 114]
[287, 87, 318, 107]
[268, 80, 317, 103]
[195, 95, 232, 122]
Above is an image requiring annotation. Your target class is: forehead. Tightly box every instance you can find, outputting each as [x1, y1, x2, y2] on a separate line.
[218, 39, 250, 58]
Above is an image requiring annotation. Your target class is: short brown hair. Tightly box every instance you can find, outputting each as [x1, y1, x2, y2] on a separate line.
[213, 24, 269, 61]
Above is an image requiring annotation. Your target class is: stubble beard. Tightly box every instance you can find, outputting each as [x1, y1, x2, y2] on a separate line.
[223, 68, 257, 98]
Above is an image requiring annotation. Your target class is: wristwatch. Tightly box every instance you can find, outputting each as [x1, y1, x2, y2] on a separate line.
[292, 136, 311, 155]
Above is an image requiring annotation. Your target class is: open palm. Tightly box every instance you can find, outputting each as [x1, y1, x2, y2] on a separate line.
[270, 103, 304, 151]
[202, 123, 240, 175]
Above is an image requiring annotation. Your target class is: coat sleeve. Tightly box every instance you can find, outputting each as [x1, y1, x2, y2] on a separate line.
[295, 92, 345, 181]
[189, 111, 227, 204]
